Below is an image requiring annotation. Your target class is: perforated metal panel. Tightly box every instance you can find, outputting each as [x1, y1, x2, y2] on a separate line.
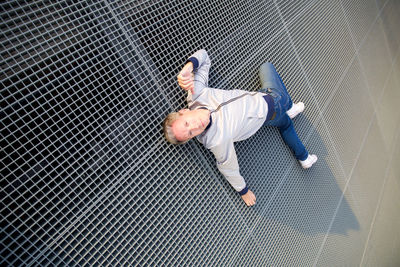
[1, 0, 400, 266]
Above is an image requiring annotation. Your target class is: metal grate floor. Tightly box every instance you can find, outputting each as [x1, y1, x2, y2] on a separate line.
[1, 0, 400, 266]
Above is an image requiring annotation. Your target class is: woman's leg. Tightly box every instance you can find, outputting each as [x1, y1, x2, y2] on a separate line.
[260, 62, 315, 165]
[273, 113, 308, 161]
[259, 62, 293, 111]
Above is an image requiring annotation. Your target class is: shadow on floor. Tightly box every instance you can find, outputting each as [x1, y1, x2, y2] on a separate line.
[238, 113, 360, 236]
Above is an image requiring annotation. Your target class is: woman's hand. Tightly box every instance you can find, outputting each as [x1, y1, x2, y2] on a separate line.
[177, 62, 194, 94]
[241, 190, 256, 206]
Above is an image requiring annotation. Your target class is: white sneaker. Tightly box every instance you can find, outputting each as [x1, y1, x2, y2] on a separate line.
[299, 154, 318, 169]
[286, 102, 305, 119]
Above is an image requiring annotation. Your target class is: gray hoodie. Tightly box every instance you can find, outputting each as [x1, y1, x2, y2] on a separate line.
[186, 49, 272, 194]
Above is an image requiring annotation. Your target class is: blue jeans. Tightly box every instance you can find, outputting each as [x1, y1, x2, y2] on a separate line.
[259, 62, 308, 161]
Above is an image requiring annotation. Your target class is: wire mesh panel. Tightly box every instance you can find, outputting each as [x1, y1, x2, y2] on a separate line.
[0, 1, 170, 265]
[1, 0, 400, 266]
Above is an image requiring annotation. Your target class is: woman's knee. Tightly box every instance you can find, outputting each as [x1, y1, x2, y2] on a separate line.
[259, 62, 278, 88]
[259, 62, 276, 73]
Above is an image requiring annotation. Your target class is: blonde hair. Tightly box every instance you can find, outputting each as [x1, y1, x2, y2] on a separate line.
[162, 112, 188, 145]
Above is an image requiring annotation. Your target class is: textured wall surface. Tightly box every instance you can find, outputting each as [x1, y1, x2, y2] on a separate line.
[1, 0, 400, 266]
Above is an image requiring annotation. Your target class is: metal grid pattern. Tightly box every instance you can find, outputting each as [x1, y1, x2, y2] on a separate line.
[1, 0, 400, 266]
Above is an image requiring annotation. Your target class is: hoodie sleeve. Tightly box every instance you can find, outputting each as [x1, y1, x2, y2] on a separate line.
[210, 140, 249, 195]
[186, 49, 211, 105]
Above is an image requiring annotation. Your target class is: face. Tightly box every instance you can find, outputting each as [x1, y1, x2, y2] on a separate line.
[172, 109, 210, 142]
